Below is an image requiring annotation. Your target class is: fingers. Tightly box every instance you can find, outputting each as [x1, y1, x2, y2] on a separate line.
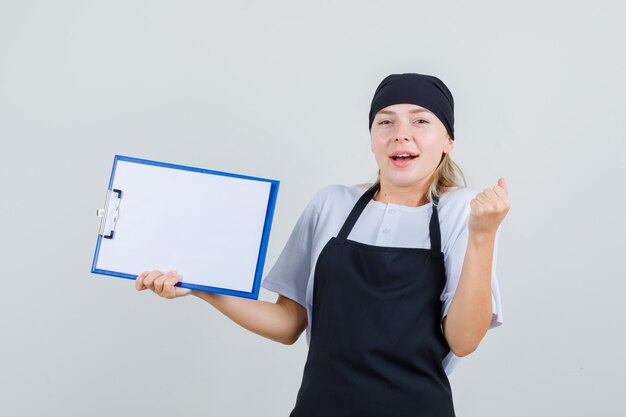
[475, 187, 509, 213]
[135, 271, 149, 291]
[469, 178, 511, 235]
[476, 176, 510, 210]
[163, 273, 188, 299]
[142, 270, 164, 292]
[492, 177, 508, 199]
[135, 270, 189, 299]
[162, 274, 179, 299]
[153, 271, 174, 294]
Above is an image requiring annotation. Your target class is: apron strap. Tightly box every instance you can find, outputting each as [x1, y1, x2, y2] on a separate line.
[336, 183, 379, 243]
[429, 194, 443, 259]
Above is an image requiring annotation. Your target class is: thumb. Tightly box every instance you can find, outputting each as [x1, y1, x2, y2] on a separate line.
[497, 177, 507, 190]
[175, 287, 193, 297]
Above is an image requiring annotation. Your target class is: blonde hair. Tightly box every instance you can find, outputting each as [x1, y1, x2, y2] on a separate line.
[367, 151, 467, 206]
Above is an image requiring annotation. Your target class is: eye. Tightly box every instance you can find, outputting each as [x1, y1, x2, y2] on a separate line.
[415, 119, 429, 124]
[378, 120, 391, 125]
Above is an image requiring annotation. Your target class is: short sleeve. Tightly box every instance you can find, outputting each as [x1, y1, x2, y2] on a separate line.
[261, 199, 319, 309]
[441, 222, 504, 331]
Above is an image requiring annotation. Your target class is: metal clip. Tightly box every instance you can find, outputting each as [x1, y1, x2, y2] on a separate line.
[97, 189, 123, 239]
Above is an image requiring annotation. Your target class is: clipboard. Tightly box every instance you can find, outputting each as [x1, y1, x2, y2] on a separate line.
[91, 155, 280, 299]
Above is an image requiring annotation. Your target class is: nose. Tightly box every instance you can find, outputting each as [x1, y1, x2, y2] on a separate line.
[394, 122, 412, 141]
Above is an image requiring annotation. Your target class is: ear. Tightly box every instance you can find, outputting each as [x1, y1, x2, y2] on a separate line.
[443, 137, 454, 154]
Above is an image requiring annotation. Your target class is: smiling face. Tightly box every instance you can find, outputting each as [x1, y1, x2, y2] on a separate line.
[370, 103, 454, 192]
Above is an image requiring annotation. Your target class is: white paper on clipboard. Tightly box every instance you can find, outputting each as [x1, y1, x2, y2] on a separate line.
[91, 155, 280, 299]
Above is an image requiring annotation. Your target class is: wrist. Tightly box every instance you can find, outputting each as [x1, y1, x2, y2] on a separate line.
[468, 230, 497, 245]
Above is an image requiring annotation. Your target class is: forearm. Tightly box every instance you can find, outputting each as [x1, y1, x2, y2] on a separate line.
[190, 290, 302, 345]
[443, 232, 495, 356]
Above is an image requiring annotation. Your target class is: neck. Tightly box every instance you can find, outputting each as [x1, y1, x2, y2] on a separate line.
[373, 178, 431, 207]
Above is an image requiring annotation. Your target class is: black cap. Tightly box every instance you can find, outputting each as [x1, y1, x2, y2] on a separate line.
[369, 73, 455, 140]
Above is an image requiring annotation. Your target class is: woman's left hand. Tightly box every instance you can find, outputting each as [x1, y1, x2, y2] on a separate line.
[468, 177, 511, 236]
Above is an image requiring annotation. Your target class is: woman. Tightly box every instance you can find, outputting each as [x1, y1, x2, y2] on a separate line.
[136, 72, 510, 416]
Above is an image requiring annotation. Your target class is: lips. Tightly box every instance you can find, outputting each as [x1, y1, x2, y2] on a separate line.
[388, 151, 419, 168]
[389, 150, 419, 161]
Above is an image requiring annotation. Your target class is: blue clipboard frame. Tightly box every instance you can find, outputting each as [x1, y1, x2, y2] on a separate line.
[91, 154, 280, 300]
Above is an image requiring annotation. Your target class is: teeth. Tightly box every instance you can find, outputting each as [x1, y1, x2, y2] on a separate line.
[391, 153, 416, 160]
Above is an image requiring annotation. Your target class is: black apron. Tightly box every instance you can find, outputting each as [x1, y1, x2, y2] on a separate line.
[289, 183, 456, 417]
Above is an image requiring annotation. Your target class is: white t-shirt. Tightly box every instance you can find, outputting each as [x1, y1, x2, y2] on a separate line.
[261, 183, 504, 375]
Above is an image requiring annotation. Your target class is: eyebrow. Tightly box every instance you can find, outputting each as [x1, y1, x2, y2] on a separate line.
[376, 108, 433, 116]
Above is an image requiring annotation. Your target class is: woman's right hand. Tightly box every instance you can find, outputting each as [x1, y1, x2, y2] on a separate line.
[135, 270, 192, 299]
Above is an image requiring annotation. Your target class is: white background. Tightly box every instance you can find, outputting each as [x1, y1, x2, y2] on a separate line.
[1, 1, 624, 416]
